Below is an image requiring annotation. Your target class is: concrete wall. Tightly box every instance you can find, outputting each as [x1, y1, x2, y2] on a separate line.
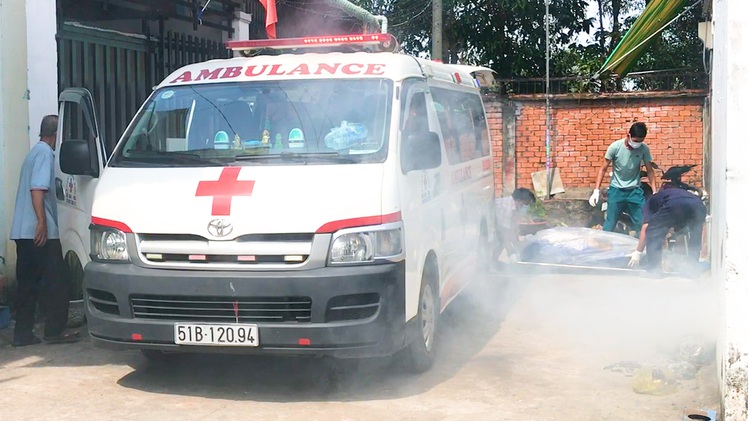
[26, 0, 59, 148]
[0, 0, 30, 281]
[0, 0, 57, 282]
[711, 0, 748, 419]
[483, 93, 707, 197]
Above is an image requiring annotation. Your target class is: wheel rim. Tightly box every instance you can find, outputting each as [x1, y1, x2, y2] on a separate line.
[420, 284, 436, 352]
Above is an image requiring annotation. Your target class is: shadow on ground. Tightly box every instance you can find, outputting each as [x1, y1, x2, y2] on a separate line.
[111, 273, 526, 402]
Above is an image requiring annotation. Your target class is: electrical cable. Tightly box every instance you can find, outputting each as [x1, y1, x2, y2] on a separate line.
[390, 0, 432, 28]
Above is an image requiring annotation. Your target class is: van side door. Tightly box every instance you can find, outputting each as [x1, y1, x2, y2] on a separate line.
[398, 80, 448, 312]
[431, 87, 494, 275]
[55, 88, 106, 300]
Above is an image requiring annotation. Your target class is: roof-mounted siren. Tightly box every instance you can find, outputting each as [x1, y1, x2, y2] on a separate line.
[226, 33, 399, 57]
[446, 65, 497, 88]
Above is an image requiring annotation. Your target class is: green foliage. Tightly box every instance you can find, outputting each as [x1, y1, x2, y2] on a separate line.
[527, 199, 548, 221]
[348, 0, 705, 80]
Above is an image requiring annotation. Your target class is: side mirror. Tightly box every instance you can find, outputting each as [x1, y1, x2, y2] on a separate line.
[60, 139, 98, 177]
[401, 131, 442, 173]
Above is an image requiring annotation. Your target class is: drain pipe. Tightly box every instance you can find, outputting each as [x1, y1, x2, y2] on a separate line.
[322, 0, 384, 33]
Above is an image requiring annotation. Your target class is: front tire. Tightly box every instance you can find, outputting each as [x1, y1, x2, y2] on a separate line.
[404, 266, 439, 373]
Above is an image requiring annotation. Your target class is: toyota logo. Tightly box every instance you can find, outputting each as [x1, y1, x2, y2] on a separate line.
[207, 219, 233, 237]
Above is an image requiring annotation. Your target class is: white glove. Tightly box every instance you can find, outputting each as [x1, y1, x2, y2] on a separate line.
[508, 253, 518, 263]
[589, 189, 600, 207]
[627, 251, 642, 267]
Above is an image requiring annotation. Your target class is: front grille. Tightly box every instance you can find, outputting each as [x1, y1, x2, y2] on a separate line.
[136, 233, 315, 268]
[87, 289, 120, 315]
[325, 293, 380, 322]
[131, 295, 312, 323]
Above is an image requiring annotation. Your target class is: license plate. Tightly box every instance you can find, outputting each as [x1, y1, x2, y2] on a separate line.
[174, 323, 259, 346]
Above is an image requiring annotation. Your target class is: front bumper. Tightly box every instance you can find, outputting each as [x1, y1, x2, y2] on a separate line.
[84, 261, 407, 358]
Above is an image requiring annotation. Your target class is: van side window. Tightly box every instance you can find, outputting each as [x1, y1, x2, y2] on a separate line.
[62, 101, 100, 165]
[431, 88, 490, 164]
[402, 92, 428, 136]
[62, 101, 94, 146]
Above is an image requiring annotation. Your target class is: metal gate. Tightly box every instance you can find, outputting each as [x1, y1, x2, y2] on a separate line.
[57, 23, 229, 153]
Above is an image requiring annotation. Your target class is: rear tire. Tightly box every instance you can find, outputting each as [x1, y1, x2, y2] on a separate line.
[477, 223, 493, 276]
[404, 265, 439, 373]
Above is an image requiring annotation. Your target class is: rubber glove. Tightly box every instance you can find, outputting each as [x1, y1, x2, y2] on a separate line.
[627, 251, 642, 267]
[589, 189, 600, 207]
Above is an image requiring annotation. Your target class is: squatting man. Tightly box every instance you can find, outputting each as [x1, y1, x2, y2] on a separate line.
[494, 187, 537, 265]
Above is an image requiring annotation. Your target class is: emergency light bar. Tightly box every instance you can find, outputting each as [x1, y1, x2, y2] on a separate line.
[226, 33, 398, 56]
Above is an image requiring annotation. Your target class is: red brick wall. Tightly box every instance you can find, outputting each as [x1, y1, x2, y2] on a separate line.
[483, 94, 706, 196]
[483, 99, 504, 194]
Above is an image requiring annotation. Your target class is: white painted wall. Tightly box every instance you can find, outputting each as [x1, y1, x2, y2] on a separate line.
[25, 0, 59, 148]
[712, 0, 748, 419]
[0, 0, 30, 279]
[0, 0, 5, 277]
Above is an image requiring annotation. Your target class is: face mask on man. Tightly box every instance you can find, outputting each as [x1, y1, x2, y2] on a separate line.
[628, 140, 643, 149]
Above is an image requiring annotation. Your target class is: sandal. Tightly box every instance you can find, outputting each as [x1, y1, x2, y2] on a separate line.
[12, 335, 42, 347]
[43, 331, 81, 344]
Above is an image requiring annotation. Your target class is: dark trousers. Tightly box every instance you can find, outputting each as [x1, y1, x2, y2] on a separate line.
[13, 239, 70, 340]
[644, 199, 707, 271]
[604, 186, 645, 234]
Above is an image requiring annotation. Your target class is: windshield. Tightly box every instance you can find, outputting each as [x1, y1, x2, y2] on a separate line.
[109, 79, 393, 167]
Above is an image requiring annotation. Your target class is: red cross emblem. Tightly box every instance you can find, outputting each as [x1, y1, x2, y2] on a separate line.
[195, 167, 255, 216]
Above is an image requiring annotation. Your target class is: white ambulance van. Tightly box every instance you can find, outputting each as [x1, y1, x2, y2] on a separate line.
[58, 33, 496, 372]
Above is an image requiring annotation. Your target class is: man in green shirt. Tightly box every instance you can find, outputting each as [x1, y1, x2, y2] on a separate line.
[588, 122, 657, 235]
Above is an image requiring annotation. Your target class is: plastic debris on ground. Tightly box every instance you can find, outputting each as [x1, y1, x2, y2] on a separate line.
[605, 337, 717, 396]
[631, 367, 678, 395]
[519, 227, 643, 269]
[682, 408, 718, 420]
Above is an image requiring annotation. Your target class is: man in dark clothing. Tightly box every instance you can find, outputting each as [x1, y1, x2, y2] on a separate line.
[627, 184, 707, 272]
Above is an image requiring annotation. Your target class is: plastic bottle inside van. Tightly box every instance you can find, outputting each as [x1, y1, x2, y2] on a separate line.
[288, 128, 305, 149]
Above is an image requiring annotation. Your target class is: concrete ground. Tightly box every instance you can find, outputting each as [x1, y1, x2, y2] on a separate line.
[0, 271, 720, 421]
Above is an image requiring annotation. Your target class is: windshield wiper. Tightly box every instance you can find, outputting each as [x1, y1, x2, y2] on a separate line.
[233, 151, 356, 163]
[278, 151, 356, 163]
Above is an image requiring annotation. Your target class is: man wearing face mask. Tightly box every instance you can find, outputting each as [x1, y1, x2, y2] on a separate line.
[588, 122, 657, 235]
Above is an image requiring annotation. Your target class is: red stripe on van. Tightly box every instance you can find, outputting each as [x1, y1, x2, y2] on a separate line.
[91, 217, 133, 233]
[316, 211, 402, 233]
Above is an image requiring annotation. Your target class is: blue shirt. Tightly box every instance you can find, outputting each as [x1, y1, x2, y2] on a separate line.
[605, 138, 652, 189]
[643, 187, 704, 224]
[10, 141, 59, 240]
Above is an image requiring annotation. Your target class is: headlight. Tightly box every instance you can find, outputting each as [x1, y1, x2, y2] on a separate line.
[329, 227, 402, 264]
[91, 227, 130, 261]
